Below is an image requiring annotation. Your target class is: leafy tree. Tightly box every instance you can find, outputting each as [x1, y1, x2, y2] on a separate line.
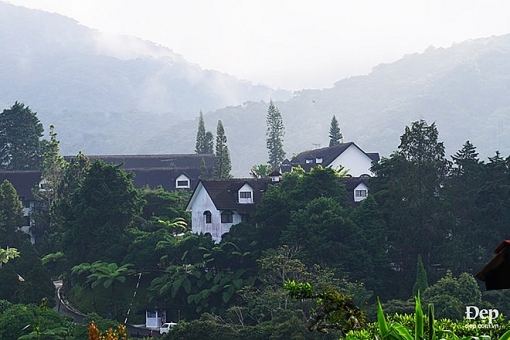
[284, 280, 365, 335]
[371, 120, 450, 295]
[82, 261, 135, 293]
[250, 163, 273, 178]
[0, 302, 74, 340]
[11, 241, 55, 306]
[61, 160, 143, 266]
[439, 140, 485, 273]
[266, 100, 285, 169]
[0, 180, 26, 248]
[0, 102, 44, 170]
[138, 186, 190, 223]
[350, 195, 391, 293]
[328, 115, 343, 146]
[212, 120, 232, 179]
[34, 125, 66, 206]
[42, 152, 91, 255]
[254, 166, 349, 251]
[195, 111, 214, 154]
[0, 246, 19, 268]
[422, 270, 484, 320]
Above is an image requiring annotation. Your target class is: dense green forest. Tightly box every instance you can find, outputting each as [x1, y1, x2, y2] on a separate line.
[1, 102, 510, 339]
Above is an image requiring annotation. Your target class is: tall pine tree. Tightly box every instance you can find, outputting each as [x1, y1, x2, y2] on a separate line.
[266, 100, 285, 169]
[328, 115, 343, 146]
[195, 111, 214, 154]
[212, 120, 232, 179]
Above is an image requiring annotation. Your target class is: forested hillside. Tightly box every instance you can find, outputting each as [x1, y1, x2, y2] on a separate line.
[149, 34, 510, 176]
[0, 2, 290, 162]
[3, 2, 510, 176]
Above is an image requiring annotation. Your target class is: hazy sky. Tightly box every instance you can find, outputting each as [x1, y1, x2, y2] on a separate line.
[6, 0, 510, 90]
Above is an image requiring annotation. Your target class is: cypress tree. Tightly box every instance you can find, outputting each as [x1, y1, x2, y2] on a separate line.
[266, 100, 285, 169]
[195, 111, 214, 154]
[328, 115, 343, 146]
[212, 120, 232, 179]
[412, 254, 428, 296]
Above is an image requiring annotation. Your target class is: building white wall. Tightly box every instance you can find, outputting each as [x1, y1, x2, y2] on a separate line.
[190, 187, 241, 242]
[329, 145, 374, 177]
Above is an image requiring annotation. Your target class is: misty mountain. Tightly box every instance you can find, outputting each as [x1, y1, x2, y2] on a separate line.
[3, 2, 510, 177]
[0, 2, 290, 156]
[145, 34, 510, 176]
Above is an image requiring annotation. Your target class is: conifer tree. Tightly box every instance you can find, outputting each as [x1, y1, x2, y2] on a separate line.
[412, 254, 428, 296]
[266, 100, 285, 169]
[195, 111, 214, 154]
[328, 115, 343, 146]
[212, 120, 232, 179]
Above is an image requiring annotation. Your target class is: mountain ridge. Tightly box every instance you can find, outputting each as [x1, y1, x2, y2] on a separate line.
[2, 2, 510, 176]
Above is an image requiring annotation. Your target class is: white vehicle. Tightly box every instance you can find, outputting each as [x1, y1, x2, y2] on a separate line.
[159, 322, 177, 334]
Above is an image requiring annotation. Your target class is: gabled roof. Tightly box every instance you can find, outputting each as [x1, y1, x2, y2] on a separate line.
[291, 142, 379, 168]
[131, 168, 203, 191]
[187, 178, 271, 214]
[0, 170, 41, 201]
[64, 154, 215, 170]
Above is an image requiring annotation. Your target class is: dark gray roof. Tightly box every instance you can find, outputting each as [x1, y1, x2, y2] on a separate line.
[199, 178, 271, 214]
[64, 154, 215, 170]
[288, 142, 379, 172]
[130, 168, 203, 191]
[0, 170, 41, 201]
[0, 154, 214, 201]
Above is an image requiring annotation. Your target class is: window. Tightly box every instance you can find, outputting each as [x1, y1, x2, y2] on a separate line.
[305, 158, 313, 164]
[316, 157, 323, 164]
[238, 185, 254, 204]
[177, 180, 189, 187]
[221, 211, 233, 223]
[204, 211, 212, 223]
[355, 190, 367, 198]
[239, 191, 251, 199]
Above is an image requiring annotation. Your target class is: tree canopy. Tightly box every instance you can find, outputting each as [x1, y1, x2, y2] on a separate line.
[212, 120, 232, 179]
[0, 102, 44, 170]
[266, 100, 285, 169]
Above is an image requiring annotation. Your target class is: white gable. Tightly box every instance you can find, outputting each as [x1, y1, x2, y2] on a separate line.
[328, 144, 374, 177]
[175, 173, 190, 189]
[238, 183, 254, 204]
[186, 182, 242, 243]
[353, 182, 369, 202]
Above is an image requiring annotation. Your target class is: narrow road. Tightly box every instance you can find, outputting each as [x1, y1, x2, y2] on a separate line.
[53, 280, 160, 338]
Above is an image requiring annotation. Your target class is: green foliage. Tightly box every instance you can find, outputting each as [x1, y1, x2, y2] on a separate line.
[0, 246, 19, 266]
[348, 294, 510, 340]
[0, 102, 44, 170]
[370, 119, 450, 295]
[250, 163, 273, 178]
[212, 120, 232, 179]
[412, 255, 429, 297]
[0, 301, 74, 340]
[195, 111, 214, 154]
[284, 280, 365, 335]
[0, 180, 26, 248]
[422, 270, 483, 320]
[328, 115, 342, 147]
[266, 100, 285, 168]
[61, 159, 143, 266]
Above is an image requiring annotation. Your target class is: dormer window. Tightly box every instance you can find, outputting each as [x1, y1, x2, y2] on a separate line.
[316, 157, 323, 164]
[305, 158, 313, 164]
[238, 183, 254, 204]
[175, 174, 190, 189]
